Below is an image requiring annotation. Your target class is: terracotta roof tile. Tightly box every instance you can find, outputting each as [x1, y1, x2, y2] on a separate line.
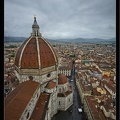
[30, 93, 50, 120]
[45, 81, 56, 89]
[14, 37, 58, 69]
[104, 81, 116, 93]
[85, 96, 104, 120]
[5, 80, 39, 120]
[59, 66, 71, 70]
[64, 90, 72, 96]
[21, 38, 39, 69]
[108, 80, 114, 85]
[57, 93, 65, 97]
[57, 90, 72, 97]
[103, 75, 109, 79]
[15, 37, 30, 67]
[38, 38, 57, 68]
[58, 74, 68, 85]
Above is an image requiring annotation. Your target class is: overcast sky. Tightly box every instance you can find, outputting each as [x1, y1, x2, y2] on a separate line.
[4, 0, 116, 39]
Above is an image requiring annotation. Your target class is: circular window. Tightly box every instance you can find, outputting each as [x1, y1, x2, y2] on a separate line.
[29, 76, 33, 80]
[47, 73, 51, 78]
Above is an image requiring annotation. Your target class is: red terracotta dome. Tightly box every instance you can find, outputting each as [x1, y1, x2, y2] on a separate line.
[14, 17, 58, 69]
[58, 74, 68, 85]
[45, 81, 56, 89]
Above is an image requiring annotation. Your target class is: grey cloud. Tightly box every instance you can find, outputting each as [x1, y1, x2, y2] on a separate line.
[4, 0, 116, 39]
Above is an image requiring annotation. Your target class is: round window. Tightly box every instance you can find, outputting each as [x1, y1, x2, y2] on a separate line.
[47, 73, 51, 78]
[29, 76, 33, 80]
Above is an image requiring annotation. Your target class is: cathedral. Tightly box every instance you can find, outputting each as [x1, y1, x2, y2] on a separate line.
[5, 16, 73, 120]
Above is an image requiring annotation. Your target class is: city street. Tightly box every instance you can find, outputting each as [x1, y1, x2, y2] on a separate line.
[52, 63, 87, 120]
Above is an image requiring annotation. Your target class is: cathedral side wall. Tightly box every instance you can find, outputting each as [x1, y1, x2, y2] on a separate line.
[44, 94, 52, 120]
[57, 83, 69, 93]
[50, 90, 57, 116]
[15, 69, 58, 84]
[57, 97, 66, 110]
[20, 86, 41, 120]
[65, 92, 73, 110]
[44, 87, 57, 117]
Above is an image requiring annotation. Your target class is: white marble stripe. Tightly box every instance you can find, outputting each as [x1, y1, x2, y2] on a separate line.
[41, 36, 58, 63]
[36, 37, 41, 69]
[19, 36, 32, 68]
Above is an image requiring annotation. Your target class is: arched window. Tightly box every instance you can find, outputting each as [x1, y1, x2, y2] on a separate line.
[59, 88, 61, 93]
[37, 93, 39, 98]
[26, 112, 30, 120]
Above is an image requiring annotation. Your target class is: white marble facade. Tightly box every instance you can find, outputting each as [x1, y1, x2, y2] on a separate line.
[15, 64, 73, 120]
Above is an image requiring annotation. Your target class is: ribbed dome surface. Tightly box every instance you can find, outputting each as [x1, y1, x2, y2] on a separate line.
[14, 36, 58, 69]
[58, 74, 68, 85]
[45, 81, 56, 89]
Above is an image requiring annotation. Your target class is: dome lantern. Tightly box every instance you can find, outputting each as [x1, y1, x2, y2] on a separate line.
[31, 16, 41, 37]
[14, 17, 58, 70]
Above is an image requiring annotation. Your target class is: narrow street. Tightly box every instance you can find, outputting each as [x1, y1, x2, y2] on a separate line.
[52, 63, 87, 120]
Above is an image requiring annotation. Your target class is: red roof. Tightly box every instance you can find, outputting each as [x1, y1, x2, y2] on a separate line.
[5, 80, 39, 120]
[45, 81, 56, 89]
[58, 74, 68, 85]
[30, 93, 50, 120]
[57, 90, 72, 97]
[108, 80, 114, 85]
[105, 82, 115, 93]
[103, 75, 109, 79]
[85, 96, 105, 120]
[14, 36, 58, 69]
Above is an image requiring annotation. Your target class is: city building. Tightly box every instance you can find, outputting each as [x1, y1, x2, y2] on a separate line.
[58, 66, 71, 77]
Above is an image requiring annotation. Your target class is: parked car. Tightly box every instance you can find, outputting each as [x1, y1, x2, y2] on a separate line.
[78, 108, 82, 113]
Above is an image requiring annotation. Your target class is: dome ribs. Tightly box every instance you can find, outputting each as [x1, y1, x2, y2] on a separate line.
[14, 17, 58, 70]
[15, 39, 28, 67]
[15, 37, 57, 69]
[38, 38, 56, 68]
[21, 38, 39, 69]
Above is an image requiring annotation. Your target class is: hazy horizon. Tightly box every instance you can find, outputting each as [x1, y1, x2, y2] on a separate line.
[5, 0, 116, 39]
[4, 36, 116, 40]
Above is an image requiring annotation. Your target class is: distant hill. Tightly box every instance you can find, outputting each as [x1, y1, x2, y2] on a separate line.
[4, 37, 27, 42]
[4, 36, 116, 44]
[54, 38, 116, 43]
